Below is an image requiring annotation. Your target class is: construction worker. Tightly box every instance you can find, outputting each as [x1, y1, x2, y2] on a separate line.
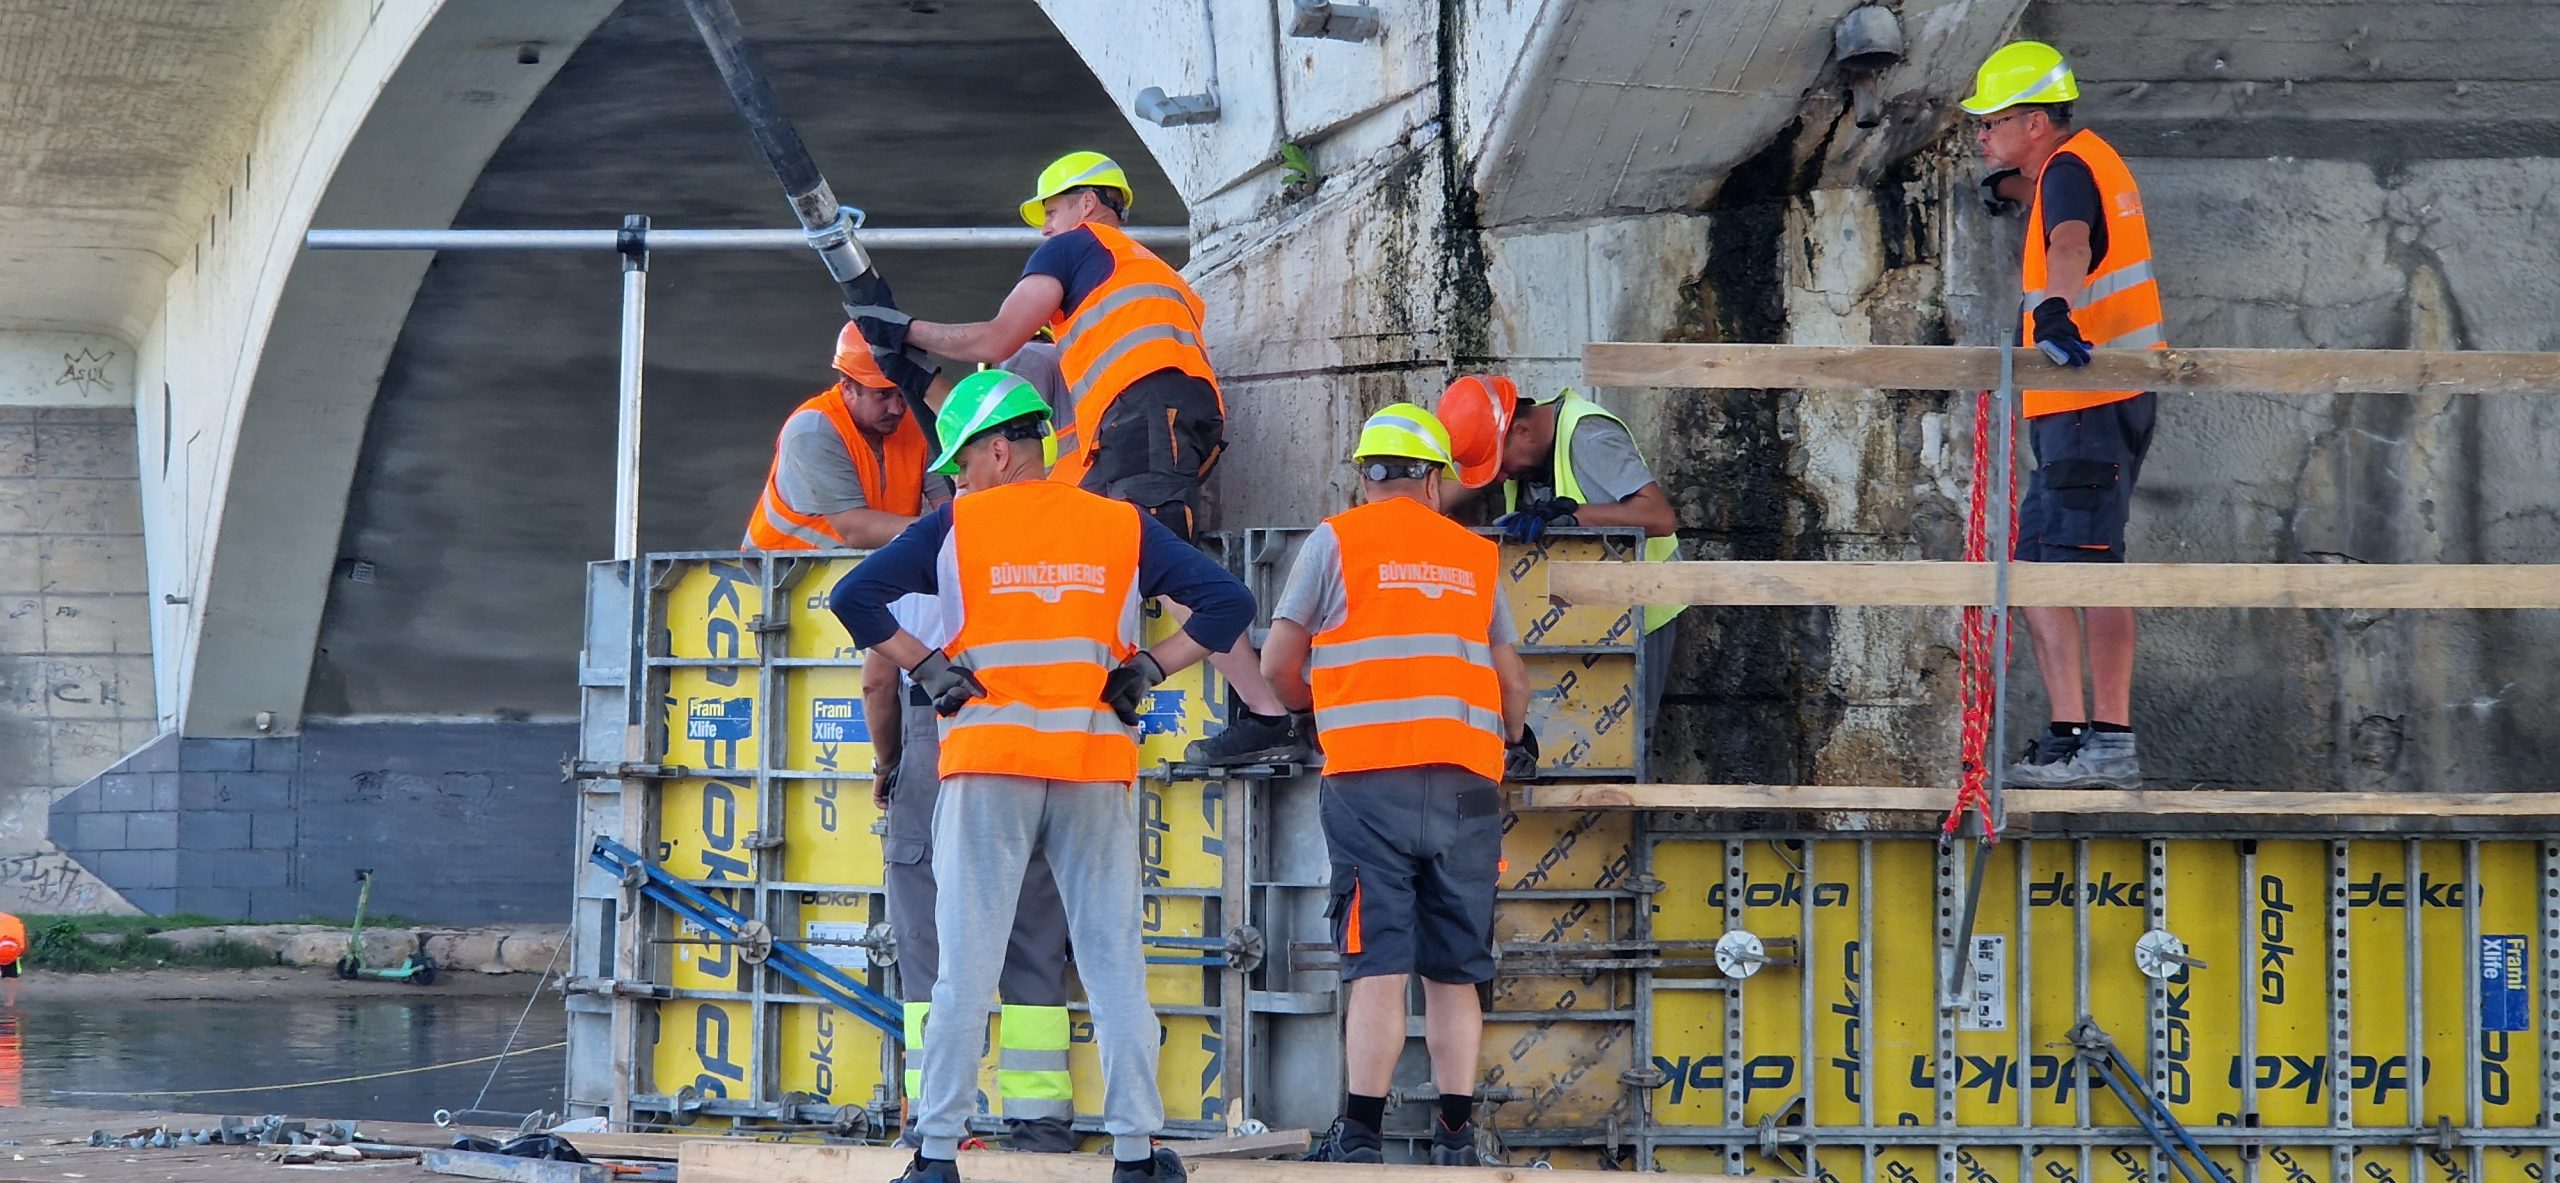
[743, 325, 932, 550]
[1260, 405, 1531, 1165]
[830, 369, 1256, 1183]
[847, 151, 1310, 768]
[861, 485, 1078, 1151]
[1968, 41, 2164, 790]
[1436, 376, 1684, 719]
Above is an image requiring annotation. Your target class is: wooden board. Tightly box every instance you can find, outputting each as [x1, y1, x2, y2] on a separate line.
[1519, 783, 2560, 817]
[1583, 342, 2560, 396]
[677, 1141, 1773, 1183]
[423, 1147, 616, 1183]
[1547, 560, 2560, 610]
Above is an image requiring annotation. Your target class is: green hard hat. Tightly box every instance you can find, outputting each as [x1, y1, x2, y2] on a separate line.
[929, 368, 1052, 474]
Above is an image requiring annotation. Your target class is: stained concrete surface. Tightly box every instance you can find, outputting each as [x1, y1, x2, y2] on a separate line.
[308, 0, 1181, 719]
[52, 722, 575, 923]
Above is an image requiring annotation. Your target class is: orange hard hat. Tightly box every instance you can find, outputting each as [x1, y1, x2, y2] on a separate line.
[833, 322, 896, 390]
[1434, 374, 1517, 488]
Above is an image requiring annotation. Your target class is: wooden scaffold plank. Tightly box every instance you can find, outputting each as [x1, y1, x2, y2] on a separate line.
[676, 1142, 1782, 1183]
[1583, 342, 2560, 396]
[1518, 784, 2560, 817]
[1545, 560, 2560, 611]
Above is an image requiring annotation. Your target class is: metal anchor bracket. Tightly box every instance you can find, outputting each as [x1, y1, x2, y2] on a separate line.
[1714, 929, 1800, 978]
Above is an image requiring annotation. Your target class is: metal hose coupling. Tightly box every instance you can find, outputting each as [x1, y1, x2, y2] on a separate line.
[803, 203, 872, 283]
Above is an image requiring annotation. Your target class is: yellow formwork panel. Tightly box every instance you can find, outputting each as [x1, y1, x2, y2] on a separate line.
[664, 559, 765, 662]
[778, 557, 864, 660]
[1523, 653, 1638, 774]
[1481, 1017, 1635, 1130]
[1138, 779, 1222, 892]
[1059, 1013, 1226, 1127]
[1491, 898, 1635, 1012]
[1499, 534, 1644, 650]
[778, 779, 884, 886]
[776, 1003, 892, 1108]
[666, 665, 760, 772]
[1501, 810, 1637, 892]
[779, 665, 874, 776]
[1638, 836, 2548, 1181]
[649, 997, 756, 1103]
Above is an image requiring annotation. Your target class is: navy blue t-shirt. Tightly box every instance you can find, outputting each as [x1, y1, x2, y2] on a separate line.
[1021, 226, 1116, 319]
[2038, 153, 2107, 271]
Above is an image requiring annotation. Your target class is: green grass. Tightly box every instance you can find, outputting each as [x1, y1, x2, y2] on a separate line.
[19, 913, 440, 973]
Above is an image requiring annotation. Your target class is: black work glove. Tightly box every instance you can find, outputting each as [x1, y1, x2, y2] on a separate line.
[1494, 497, 1580, 543]
[872, 343, 941, 408]
[1504, 726, 1542, 782]
[2030, 296, 2092, 368]
[1979, 168, 2023, 217]
[849, 304, 912, 353]
[1101, 651, 1167, 726]
[910, 649, 987, 717]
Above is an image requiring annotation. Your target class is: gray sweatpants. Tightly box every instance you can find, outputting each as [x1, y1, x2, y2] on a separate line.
[884, 694, 1069, 1006]
[918, 773, 1162, 1161]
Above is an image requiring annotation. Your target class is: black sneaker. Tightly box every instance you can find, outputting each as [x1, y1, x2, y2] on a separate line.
[891, 1155, 960, 1183]
[1112, 1147, 1187, 1183]
[1301, 1117, 1384, 1164]
[1429, 1120, 1482, 1166]
[1183, 711, 1312, 767]
[2004, 729, 2081, 782]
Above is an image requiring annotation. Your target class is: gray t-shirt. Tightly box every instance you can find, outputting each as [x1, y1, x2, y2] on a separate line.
[1517, 415, 1659, 506]
[1272, 521, 1520, 643]
[767, 342, 1073, 519]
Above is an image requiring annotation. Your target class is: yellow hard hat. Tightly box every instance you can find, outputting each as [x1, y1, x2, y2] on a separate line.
[1960, 41, 2079, 115]
[1352, 403, 1457, 479]
[1020, 151, 1135, 227]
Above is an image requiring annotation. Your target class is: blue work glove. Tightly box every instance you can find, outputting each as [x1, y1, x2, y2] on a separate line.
[2030, 296, 2092, 368]
[1495, 496, 1580, 543]
[1503, 726, 1541, 782]
[849, 304, 912, 353]
[909, 649, 986, 717]
[1101, 651, 1167, 726]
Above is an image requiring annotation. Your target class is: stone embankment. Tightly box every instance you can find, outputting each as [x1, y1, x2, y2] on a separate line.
[85, 925, 563, 973]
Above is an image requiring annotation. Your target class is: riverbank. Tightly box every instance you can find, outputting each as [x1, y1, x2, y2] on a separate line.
[24, 915, 564, 976]
[30, 965, 544, 1001]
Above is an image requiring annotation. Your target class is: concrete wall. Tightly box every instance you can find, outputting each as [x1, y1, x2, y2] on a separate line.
[0, 331, 156, 914]
[50, 722, 576, 923]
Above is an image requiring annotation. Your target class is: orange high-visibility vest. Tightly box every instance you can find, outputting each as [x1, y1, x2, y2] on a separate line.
[743, 384, 929, 550]
[2021, 128, 2166, 418]
[0, 912, 24, 966]
[941, 481, 1145, 782]
[1311, 497, 1506, 781]
[1044, 222, 1223, 486]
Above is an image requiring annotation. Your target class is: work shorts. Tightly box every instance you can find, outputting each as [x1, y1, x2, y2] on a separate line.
[1080, 369, 1225, 543]
[1321, 766, 1505, 984]
[2017, 392, 2156, 563]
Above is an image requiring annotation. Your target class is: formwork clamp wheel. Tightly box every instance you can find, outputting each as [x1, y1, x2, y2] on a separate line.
[1223, 925, 1266, 971]
[2133, 928, 2205, 980]
[1715, 929, 1773, 978]
[736, 919, 776, 965]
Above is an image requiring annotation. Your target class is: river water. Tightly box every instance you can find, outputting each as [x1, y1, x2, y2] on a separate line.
[8, 992, 568, 1124]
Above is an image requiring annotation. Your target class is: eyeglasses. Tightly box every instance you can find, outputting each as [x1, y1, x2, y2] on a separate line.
[1974, 112, 2031, 136]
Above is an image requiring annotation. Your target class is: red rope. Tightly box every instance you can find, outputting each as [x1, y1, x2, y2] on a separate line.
[1945, 388, 2016, 838]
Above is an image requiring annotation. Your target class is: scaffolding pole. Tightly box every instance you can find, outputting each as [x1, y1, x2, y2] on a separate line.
[304, 225, 1189, 252]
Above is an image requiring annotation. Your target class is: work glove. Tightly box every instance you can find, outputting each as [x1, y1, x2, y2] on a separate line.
[1504, 726, 1542, 782]
[1979, 168, 2024, 217]
[849, 304, 912, 353]
[1494, 496, 1580, 543]
[2030, 296, 2092, 368]
[909, 649, 987, 717]
[1101, 651, 1168, 726]
[871, 342, 941, 408]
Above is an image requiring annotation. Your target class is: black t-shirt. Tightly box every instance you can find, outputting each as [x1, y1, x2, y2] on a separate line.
[2038, 152, 2108, 271]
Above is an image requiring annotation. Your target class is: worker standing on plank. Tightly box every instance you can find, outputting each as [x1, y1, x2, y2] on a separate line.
[1968, 40, 2164, 790]
[1260, 405, 1532, 1165]
[859, 434, 1079, 1149]
[846, 152, 1311, 768]
[831, 370, 1256, 1183]
[1436, 376, 1684, 721]
[743, 325, 932, 550]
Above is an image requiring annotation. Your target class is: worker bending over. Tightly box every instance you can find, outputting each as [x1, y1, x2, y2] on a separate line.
[848, 152, 1309, 768]
[744, 325, 933, 550]
[1436, 376, 1685, 720]
[1970, 41, 2164, 789]
[1262, 405, 1531, 1165]
[832, 370, 1257, 1183]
